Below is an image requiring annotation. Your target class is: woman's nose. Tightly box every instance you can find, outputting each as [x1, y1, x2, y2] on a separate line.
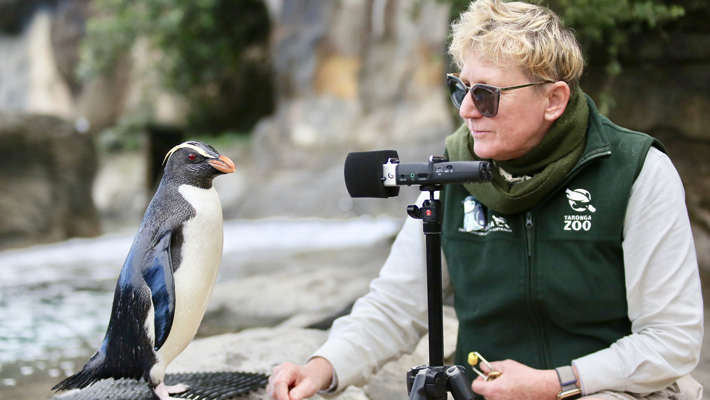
[459, 90, 483, 119]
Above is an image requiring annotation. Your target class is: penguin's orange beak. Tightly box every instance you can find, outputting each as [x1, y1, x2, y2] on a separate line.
[208, 155, 236, 174]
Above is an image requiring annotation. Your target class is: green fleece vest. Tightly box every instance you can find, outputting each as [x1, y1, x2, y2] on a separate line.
[441, 96, 664, 382]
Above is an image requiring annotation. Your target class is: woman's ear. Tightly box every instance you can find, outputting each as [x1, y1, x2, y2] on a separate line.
[544, 82, 571, 122]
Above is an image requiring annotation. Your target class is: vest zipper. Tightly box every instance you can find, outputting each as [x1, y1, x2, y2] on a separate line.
[525, 211, 534, 258]
[523, 210, 548, 367]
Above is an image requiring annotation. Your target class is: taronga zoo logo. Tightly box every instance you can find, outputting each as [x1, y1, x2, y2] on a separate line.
[566, 188, 596, 213]
[563, 188, 595, 232]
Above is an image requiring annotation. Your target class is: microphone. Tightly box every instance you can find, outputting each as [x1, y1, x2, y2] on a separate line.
[344, 150, 401, 198]
[344, 150, 493, 198]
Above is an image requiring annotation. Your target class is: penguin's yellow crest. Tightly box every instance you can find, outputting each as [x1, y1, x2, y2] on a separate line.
[163, 142, 215, 165]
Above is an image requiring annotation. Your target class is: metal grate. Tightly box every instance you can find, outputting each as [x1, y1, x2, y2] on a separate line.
[54, 372, 269, 400]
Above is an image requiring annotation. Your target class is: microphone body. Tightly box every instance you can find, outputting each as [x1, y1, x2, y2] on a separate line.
[344, 151, 493, 198]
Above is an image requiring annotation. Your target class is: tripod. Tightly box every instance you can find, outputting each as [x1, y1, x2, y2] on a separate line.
[405, 185, 476, 400]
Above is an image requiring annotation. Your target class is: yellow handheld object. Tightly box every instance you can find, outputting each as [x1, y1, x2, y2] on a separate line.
[467, 351, 502, 381]
[468, 352, 479, 366]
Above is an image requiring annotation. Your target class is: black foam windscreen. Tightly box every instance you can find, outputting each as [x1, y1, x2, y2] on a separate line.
[344, 150, 400, 198]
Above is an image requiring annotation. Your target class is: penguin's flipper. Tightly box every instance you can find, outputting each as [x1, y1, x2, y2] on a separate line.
[141, 232, 176, 350]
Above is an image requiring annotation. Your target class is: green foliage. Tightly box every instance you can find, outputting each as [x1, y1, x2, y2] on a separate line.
[439, 0, 686, 113]
[554, 0, 684, 43]
[441, 0, 684, 54]
[552, 0, 685, 113]
[550, 0, 684, 69]
[80, 0, 274, 138]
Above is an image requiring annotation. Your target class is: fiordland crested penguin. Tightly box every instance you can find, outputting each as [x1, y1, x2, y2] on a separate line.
[53, 141, 236, 400]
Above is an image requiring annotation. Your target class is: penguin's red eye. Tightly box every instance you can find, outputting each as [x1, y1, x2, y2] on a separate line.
[187, 153, 196, 160]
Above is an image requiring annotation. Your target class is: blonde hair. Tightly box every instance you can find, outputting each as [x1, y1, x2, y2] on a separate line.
[449, 0, 584, 89]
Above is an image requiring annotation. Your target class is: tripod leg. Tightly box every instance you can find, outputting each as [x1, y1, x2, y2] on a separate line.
[446, 366, 475, 400]
[408, 369, 429, 400]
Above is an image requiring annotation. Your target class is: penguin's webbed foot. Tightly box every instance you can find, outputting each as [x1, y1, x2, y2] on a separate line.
[152, 382, 190, 399]
[165, 383, 189, 394]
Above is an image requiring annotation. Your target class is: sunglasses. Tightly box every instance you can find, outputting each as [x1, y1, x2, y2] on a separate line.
[446, 73, 555, 117]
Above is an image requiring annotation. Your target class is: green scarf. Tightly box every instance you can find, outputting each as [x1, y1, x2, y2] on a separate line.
[445, 86, 589, 214]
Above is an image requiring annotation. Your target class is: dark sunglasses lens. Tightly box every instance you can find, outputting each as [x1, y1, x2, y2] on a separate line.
[472, 86, 498, 117]
[447, 77, 467, 109]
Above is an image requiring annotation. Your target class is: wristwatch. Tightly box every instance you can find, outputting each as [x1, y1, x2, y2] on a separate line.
[555, 366, 582, 400]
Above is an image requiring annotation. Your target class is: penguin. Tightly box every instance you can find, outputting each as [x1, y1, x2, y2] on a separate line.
[53, 141, 236, 400]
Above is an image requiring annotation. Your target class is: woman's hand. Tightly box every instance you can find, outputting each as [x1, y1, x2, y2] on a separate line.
[471, 359, 560, 400]
[267, 357, 334, 400]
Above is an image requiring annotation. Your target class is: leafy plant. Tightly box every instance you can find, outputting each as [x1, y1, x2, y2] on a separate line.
[550, 0, 684, 112]
[79, 0, 274, 137]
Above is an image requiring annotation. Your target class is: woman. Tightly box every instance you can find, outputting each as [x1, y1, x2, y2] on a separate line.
[267, 1, 703, 399]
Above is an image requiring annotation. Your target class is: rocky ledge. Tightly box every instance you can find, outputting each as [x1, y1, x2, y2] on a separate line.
[166, 306, 459, 400]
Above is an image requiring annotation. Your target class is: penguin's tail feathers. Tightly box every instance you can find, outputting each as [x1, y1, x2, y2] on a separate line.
[52, 350, 110, 391]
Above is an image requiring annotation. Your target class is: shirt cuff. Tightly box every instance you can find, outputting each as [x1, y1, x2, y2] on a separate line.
[311, 337, 372, 393]
[319, 369, 338, 394]
[573, 349, 625, 395]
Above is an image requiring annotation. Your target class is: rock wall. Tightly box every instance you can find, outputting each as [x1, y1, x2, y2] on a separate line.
[0, 113, 100, 250]
[258, 0, 452, 155]
[237, 0, 454, 219]
[0, 5, 75, 119]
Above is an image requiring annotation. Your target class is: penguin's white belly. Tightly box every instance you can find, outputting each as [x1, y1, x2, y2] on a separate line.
[151, 184, 223, 378]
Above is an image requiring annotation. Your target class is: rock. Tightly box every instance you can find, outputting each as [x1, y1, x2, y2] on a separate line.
[91, 151, 149, 227]
[200, 245, 393, 336]
[168, 328, 329, 375]
[259, 0, 452, 157]
[0, 5, 76, 119]
[236, 0, 453, 219]
[50, 0, 90, 97]
[169, 306, 459, 400]
[168, 328, 368, 400]
[0, 0, 46, 35]
[0, 113, 99, 250]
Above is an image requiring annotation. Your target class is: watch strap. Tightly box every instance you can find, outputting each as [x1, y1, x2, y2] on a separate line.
[555, 366, 581, 399]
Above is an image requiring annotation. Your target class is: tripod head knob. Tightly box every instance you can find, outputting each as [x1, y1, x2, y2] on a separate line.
[407, 366, 448, 400]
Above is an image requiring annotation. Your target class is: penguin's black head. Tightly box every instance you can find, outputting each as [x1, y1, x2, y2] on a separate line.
[162, 141, 236, 188]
